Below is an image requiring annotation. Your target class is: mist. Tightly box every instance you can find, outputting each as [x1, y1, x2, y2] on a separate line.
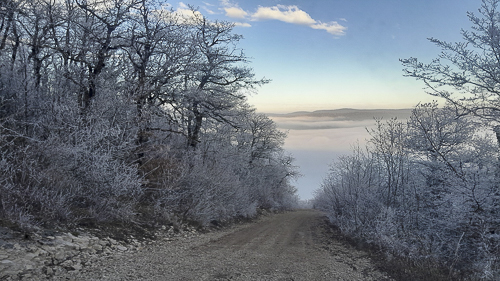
[271, 109, 412, 200]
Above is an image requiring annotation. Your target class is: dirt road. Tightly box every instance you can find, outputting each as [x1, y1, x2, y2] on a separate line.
[57, 210, 392, 280]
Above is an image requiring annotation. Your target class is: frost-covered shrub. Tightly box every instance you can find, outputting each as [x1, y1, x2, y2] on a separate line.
[0, 97, 143, 228]
[314, 106, 500, 279]
[169, 154, 256, 225]
[0, 0, 298, 231]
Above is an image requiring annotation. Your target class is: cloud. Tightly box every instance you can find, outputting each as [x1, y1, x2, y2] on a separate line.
[224, 6, 248, 19]
[251, 5, 346, 36]
[271, 116, 375, 130]
[203, 7, 217, 15]
[199, 1, 348, 36]
[219, 0, 232, 7]
[311, 22, 347, 36]
[283, 126, 371, 151]
[176, 2, 203, 20]
[219, 0, 248, 20]
[234, 22, 252, 28]
[252, 5, 316, 25]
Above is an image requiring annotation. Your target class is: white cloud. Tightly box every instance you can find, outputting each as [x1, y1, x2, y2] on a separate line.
[224, 6, 248, 19]
[252, 5, 316, 25]
[204, 8, 217, 14]
[311, 22, 346, 36]
[202, 1, 219, 14]
[205, 2, 347, 36]
[176, 2, 202, 21]
[219, 0, 247, 18]
[234, 22, 251, 28]
[250, 5, 346, 36]
[219, 0, 232, 7]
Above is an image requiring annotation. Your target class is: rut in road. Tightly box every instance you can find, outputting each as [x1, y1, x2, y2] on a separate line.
[53, 210, 393, 281]
[196, 209, 336, 268]
[205, 208, 316, 253]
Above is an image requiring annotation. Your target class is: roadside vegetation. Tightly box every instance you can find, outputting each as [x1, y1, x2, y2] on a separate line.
[0, 0, 299, 233]
[315, 1, 500, 279]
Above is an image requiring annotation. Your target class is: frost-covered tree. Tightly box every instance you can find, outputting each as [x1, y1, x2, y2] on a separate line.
[0, 0, 297, 230]
[180, 13, 269, 148]
[401, 0, 500, 129]
[315, 109, 500, 278]
[400, 1, 500, 276]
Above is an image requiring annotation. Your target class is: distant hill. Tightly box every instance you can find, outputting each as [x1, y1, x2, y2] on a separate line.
[268, 109, 413, 130]
[268, 108, 413, 121]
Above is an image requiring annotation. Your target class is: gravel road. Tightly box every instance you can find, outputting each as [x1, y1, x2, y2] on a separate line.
[56, 209, 392, 280]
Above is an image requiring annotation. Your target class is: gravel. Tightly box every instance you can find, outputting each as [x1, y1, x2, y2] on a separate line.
[51, 209, 393, 281]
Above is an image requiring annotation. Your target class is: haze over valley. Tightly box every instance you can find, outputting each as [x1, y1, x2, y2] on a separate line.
[270, 108, 413, 200]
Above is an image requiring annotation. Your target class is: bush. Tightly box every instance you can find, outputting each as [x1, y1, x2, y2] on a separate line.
[314, 108, 500, 279]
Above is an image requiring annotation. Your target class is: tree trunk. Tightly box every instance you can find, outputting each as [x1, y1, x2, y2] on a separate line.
[188, 107, 203, 148]
[492, 125, 500, 232]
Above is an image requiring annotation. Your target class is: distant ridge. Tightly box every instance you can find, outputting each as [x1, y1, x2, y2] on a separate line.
[268, 108, 413, 121]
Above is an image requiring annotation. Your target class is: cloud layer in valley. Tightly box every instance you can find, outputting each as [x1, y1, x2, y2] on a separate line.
[271, 109, 412, 199]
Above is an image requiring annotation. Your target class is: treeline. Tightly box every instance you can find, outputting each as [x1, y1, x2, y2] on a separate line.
[315, 0, 500, 279]
[0, 0, 298, 230]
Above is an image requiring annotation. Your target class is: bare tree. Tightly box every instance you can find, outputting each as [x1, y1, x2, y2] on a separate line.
[401, 1, 500, 271]
[181, 13, 269, 148]
[401, 0, 500, 128]
[50, 0, 139, 110]
[368, 118, 410, 207]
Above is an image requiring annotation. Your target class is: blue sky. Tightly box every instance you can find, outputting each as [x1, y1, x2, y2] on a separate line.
[174, 0, 480, 113]
[174, 0, 483, 199]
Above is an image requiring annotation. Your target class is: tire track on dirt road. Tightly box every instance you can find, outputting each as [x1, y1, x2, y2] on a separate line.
[53, 209, 393, 280]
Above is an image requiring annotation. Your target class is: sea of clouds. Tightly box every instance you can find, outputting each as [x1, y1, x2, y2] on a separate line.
[271, 109, 412, 200]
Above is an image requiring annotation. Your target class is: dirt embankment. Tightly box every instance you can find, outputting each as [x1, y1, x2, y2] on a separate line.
[42, 209, 391, 280]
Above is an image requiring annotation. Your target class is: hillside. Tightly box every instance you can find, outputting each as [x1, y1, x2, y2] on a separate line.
[268, 108, 413, 131]
[268, 108, 413, 121]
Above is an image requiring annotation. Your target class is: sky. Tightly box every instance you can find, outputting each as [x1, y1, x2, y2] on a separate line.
[174, 0, 480, 112]
[173, 0, 483, 199]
